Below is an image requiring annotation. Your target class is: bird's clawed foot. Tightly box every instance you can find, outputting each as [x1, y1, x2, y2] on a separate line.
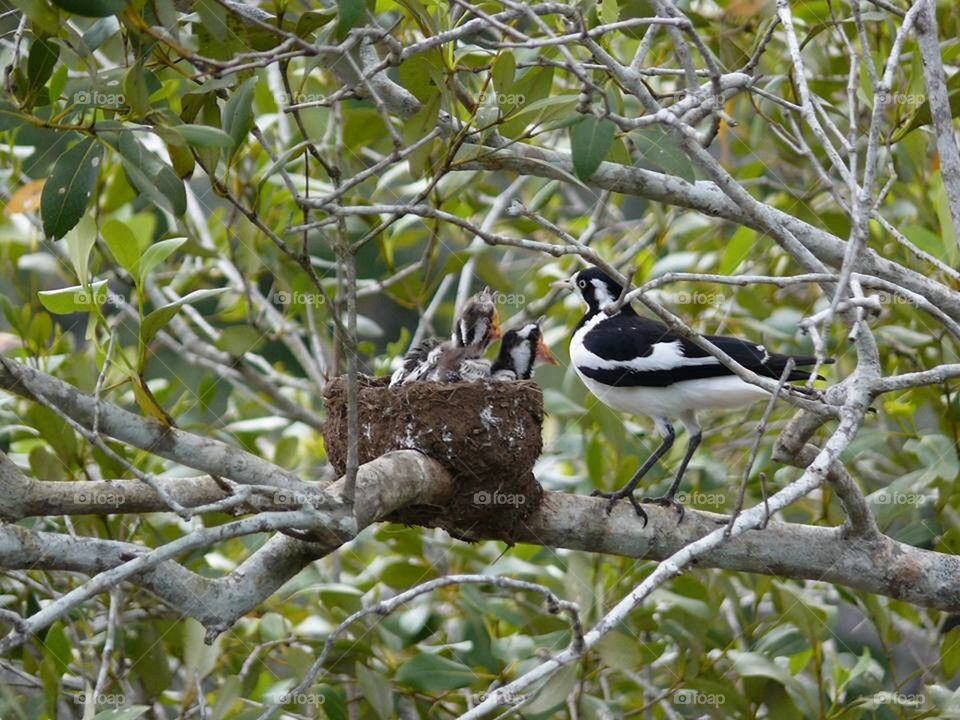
[639, 495, 685, 524]
[590, 489, 648, 527]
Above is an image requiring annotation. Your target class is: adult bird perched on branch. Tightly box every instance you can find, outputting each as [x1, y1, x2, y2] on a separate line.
[552, 267, 831, 525]
[390, 287, 501, 386]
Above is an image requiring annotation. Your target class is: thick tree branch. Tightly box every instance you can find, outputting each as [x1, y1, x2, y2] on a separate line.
[4, 445, 960, 653]
[0, 355, 317, 494]
[0, 451, 452, 639]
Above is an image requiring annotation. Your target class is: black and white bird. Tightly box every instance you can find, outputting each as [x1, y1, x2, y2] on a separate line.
[490, 320, 557, 381]
[389, 287, 502, 386]
[553, 267, 829, 524]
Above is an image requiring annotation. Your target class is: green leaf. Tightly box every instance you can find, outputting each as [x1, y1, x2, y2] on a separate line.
[222, 76, 257, 160]
[903, 224, 949, 263]
[729, 649, 796, 686]
[92, 707, 150, 720]
[336, 0, 365, 40]
[355, 663, 393, 720]
[890, 74, 960, 141]
[10, 0, 61, 35]
[100, 128, 187, 216]
[315, 685, 348, 720]
[49, 0, 128, 17]
[215, 325, 264, 356]
[632, 126, 695, 182]
[27, 311, 53, 350]
[173, 123, 234, 148]
[125, 621, 172, 699]
[397, 50, 445, 103]
[504, 94, 578, 132]
[101, 219, 141, 275]
[600, 0, 619, 24]
[83, 16, 120, 51]
[500, 66, 554, 136]
[43, 621, 71, 676]
[47, 63, 67, 104]
[933, 173, 959, 263]
[403, 94, 441, 177]
[720, 227, 755, 274]
[27, 37, 59, 93]
[195, 0, 228, 42]
[122, 60, 150, 118]
[183, 617, 221, 680]
[137, 237, 186, 282]
[141, 288, 227, 346]
[491, 51, 516, 105]
[395, 653, 476, 692]
[41, 139, 102, 239]
[294, 9, 336, 37]
[524, 664, 578, 713]
[38, 279, 108, 314]
[942, 627, 960, 677]
[64, 213, 98, 285]
[165, 138, 195, 179]
[0, 100, 27, 131]
[596, 632, 643, 670]
[570, 115, 615, 181]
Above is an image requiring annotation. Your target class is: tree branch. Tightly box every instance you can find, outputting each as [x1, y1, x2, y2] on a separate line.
[4, 443, 960, 656]
[914, 0, 960, 250]
[0, 355, 317, 494]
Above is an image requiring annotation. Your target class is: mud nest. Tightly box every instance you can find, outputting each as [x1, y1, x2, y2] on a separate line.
[323, 375, 544, 540]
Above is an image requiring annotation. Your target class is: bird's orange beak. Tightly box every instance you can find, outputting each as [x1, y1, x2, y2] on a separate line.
[490, 309, 502, 341]
[536, 337, 558, 365]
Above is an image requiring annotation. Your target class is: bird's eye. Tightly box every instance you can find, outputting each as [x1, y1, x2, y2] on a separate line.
[577, 279, 587, 289]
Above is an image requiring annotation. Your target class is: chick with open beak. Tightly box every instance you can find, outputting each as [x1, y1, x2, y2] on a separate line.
[390, 287, 503, 386]
[455, 286, 501, 350]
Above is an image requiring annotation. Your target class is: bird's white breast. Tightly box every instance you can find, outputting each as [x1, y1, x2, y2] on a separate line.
[569, 314, 768, 420]
[576, 373, 768, 419]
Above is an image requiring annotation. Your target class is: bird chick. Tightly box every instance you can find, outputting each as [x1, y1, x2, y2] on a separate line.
[490, 320, 557, 381]
[390, 287, 501, 386]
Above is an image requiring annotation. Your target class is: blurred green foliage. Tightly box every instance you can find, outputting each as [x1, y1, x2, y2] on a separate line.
[0, 0, 959, 718]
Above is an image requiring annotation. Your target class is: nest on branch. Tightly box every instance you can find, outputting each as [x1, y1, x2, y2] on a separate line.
[323, 375, 544, 540]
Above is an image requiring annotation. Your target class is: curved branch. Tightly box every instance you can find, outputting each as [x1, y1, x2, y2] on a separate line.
[453, 142, 960, 321]
[4, 444, 960, 654]
[0, 355, 311, 492]
[0, 451, 453, 638]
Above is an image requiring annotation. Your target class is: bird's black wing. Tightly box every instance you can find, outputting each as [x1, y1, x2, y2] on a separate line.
[579, 314, 669, 360]
[694, 332, 829, 381]
[577, 315, 829, 388]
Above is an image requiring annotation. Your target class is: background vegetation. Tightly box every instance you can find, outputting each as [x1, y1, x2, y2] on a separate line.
[0, 0, 959, 717]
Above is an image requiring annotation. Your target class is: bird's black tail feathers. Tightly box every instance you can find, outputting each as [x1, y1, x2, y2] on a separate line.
[777, 355, 834, 382]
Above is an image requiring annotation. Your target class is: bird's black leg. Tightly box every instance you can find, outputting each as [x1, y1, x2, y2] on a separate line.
[641, 430, 702, 524]
[592, 425, 675, 525]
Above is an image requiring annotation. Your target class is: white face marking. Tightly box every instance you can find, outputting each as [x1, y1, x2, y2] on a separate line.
[590, 278, 615, 309]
